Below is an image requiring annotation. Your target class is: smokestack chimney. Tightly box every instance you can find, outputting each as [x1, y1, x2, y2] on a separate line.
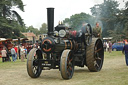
[47, 8, 54, 35]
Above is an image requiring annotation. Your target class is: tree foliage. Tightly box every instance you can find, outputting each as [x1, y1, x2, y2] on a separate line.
[0, 0, 128, 41]
[112, 1, 128, 40]
[90, 0, 128, 42]
[0, 0, 25, 38]
[26, 26, 39, 35]
[39, 23, 47, 34]
[90, 0, 120, 37]
[63, 13, 95, 31]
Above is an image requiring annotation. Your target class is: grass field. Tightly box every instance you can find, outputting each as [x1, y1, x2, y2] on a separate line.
[0, 51, 128, 85]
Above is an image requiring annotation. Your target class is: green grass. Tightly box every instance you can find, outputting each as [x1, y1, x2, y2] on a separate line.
[0, 57, 27, 69]
[104, 51, 123, 58]
[0, 51, 128, 85]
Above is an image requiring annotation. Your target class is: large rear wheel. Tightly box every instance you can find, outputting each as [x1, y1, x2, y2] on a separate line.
[86, 38, 104, 72]
[60, 50, 74, 80]
[27, 48, 42, 78]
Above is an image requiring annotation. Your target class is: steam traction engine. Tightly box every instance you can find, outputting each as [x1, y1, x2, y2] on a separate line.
[27, 8, 104, 79]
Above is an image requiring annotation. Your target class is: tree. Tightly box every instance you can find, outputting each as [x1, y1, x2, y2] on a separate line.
[0, 0, 24, 25]
[113, 1, 128, 39]
[40, 23, 47, 34]
[107, 30, 125, 42]
[90, 0, 120, 37]
[0, 0, 25, 38]
[125, 1, 128, 8]
[63, 13, 95, 31]
[26, 26, 39, 35]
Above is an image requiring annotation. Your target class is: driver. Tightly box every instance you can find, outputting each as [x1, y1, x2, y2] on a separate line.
[93, 22, 102, 38]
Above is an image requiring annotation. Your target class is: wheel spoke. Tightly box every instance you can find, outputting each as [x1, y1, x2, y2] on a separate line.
[67, 57, 73, 75]
[94, 61, 99, 68]
[67, 70, 71, 76]
[32, 53, 40, 74]
[69, 58, 72, 62]
[69, 66, 72, 71]
[95, 41, 100, 49]
[33, 66, 37, 74]
[95, 57, 101, 60]
[95, 48, 102, 53]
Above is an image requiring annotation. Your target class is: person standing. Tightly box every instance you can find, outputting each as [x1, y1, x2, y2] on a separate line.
[103, 42, 107, 52]
[24, 47, 27, 59]
[108, 41, 112, 53]
[93, 22, 102, 38]
[11, 46, 16, 62]
[106, 42, 109, 52]
[1, 48, 7, 62]
[14, 45, 18, 59]
[20, 46, 25, 62]
[122, 42, 128, 66]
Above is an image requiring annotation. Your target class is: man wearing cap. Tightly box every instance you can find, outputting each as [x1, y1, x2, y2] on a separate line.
[93, 22, 102, 38]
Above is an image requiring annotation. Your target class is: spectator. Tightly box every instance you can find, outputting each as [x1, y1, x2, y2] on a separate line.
[14, 45, 18, 59]
[103, 42, 107, 52]
[109, 41, 112, 53]
[106, 42, 109, 52]
[33, 43, 37, 48]
[1, 47, 7, 62]
[24, 47, 27, 59]
[11, 46, 16, 62]
[20, 46, 25, 62]
[122, 42, 128, 66]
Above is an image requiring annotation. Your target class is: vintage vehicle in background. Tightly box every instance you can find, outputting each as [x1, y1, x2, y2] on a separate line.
[0, 38, 7, 58]
[0, 38, 13, 61]
[0, 37, 34, 60]
[112, 42, 124, 51]
[13, 38, 32, 53]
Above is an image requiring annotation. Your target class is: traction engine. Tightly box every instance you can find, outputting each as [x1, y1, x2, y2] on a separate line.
[27, 8, 104, 79]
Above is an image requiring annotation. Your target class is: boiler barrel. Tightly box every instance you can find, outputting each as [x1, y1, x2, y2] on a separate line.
[42, 37, 74, 53]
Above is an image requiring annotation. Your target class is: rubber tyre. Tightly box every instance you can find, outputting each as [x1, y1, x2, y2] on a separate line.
[86, 38, 104, 72]
[60, 50, 74, 80]
[27, 48, 42, 78]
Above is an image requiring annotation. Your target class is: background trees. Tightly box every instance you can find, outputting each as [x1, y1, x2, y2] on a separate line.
[0, 0, 25, 38]
[39, 23, 47, 34]
[26, 26, 39, 36]
[90, 0, 120, 37]
[0, 0, 127, 42]
[89, 0, 128, 42]
[63, 13, 95, 31]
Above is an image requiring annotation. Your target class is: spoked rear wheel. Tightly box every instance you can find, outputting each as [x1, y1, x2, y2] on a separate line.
[27, 48, 42, 78]
[86, 38, 104, 72]
[60, 50, 74, 80]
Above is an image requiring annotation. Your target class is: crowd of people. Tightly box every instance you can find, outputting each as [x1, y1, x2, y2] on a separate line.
[103, 41, 112, 53]
[1, 45, 28, 62]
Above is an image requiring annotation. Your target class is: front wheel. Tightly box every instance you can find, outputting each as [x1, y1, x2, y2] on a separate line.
[60, 50, 74, 80]
[27, 48, 42, 78]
